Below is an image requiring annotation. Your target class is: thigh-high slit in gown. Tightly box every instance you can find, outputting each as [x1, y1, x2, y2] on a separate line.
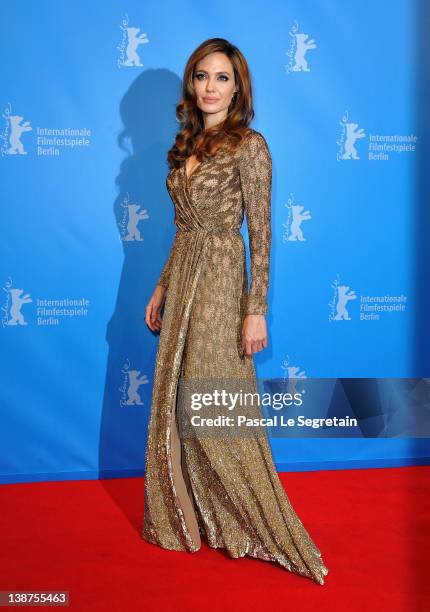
[141, 128, 329, 585]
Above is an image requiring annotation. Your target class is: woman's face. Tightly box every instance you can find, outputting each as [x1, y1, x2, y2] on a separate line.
[193, 52, 238, 126]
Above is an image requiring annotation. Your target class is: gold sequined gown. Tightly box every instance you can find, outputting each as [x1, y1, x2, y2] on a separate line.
[142, 129, 329, 585]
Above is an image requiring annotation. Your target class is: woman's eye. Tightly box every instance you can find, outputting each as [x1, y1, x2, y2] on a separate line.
[195, 74, 228, 81]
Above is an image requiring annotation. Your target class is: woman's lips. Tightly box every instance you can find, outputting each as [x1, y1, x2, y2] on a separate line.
[203, 98, 218, 103]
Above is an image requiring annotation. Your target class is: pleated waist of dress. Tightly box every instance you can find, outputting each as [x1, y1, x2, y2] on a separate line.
[175, 227, 241, 236]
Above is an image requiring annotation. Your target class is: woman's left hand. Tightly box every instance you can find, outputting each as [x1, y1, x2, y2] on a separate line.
[242, 314, 268, 357]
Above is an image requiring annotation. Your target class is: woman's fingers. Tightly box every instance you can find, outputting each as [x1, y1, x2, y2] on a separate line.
[241, 315, 268, 356]
[145, 301, 164, 333]
[148, 308, 155, 330]
[146, 303, 157, 331]
[154, 309, 162, 331]
[242, 334, 267, 356]
[144, 285, 167, 333]
[253, 339, 264, 353]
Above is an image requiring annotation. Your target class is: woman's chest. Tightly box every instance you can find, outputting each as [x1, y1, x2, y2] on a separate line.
[167, 152, 242, 203]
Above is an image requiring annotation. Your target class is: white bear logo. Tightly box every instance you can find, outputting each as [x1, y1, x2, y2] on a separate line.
[125, 370, 149, 405]
[123, 204, 149, 241]
[6, 288, 32, 325]
[334, 285, 357, 320]
[341, 122, 366, 160]
[281, 360, 307, 396]
[291, 32, 317, 72]
[122, 27, 149, 67]
[5, 114, 32, 155]
[286, 204, 312, 241]
[285, 365, 306, 380]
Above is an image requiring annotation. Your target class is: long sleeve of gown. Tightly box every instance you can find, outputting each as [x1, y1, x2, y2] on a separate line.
[238, 131, 273, 315]
[157, 232, 179, 289]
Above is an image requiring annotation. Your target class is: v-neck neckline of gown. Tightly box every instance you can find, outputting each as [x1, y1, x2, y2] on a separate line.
[182, 136, 243, 188]
[183, 157, 204, 188]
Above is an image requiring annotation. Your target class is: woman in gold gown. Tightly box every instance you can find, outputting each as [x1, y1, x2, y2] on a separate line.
[142, 37, 329, 586]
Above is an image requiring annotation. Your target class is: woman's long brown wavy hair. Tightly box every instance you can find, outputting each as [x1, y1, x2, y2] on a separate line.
[167, 37, 255, 170]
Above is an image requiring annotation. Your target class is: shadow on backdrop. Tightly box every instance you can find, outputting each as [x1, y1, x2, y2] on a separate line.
[98, 68, 181, 530]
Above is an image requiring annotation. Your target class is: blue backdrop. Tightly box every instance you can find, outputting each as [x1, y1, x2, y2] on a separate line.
[1, 1, 429, 484]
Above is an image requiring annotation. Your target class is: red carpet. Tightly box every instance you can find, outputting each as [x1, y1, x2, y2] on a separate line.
[1, 466, 429, 611]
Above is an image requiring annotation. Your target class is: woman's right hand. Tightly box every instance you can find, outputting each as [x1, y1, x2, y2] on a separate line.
[145, 285, 167, 332]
